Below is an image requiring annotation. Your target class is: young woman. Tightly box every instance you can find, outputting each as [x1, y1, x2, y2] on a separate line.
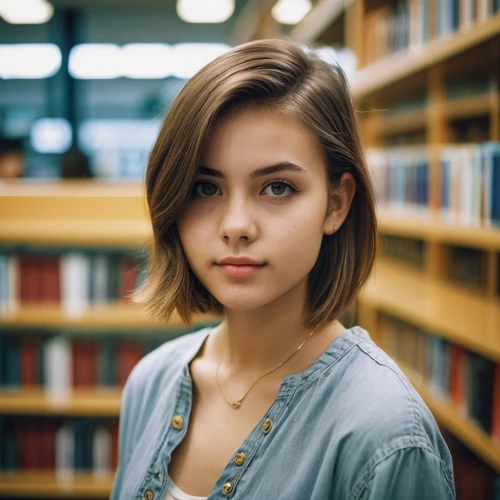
[111, 39, 455, 500]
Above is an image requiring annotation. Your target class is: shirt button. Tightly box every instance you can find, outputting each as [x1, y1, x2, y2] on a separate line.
[234, 452, 246, 466]
[262, 418, 273, 434]
[222, 482, 234, 495]
[171, 415, 184, 430]
[143, 490, 154, 500]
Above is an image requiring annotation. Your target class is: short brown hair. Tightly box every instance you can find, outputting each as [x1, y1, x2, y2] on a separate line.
[134, 38, 377, 327]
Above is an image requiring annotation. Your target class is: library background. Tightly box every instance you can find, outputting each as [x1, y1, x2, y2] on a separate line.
[0, 0, 499, 498]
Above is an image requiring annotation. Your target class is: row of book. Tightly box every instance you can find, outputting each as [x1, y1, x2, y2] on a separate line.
[380, 235, 426, 269]
[0, 247, 146, 316]
[0, 417, 118, 473]
[382, 314, 500, 439]
[363, 0, 499, 65]
[368, 142, 500, 226]
[367, 146, 430, 214]
[440, 142, 500, 227]
[0, 333, 168, 390]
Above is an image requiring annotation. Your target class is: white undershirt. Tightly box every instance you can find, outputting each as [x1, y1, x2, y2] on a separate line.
[162, 476, 208, 500]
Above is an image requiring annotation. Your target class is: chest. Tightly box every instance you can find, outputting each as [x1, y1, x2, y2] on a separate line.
[167, 378, 279, 497]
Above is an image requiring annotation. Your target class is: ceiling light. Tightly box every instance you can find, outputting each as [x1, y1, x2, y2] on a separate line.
[0, 44, 61, 79]
[272, 0, 312, 25]
[121, 44, 172, 79]
[0, 0, 54, 24]
[69, 44, 122, 79]
[31, 118, 72, 153]
[177, 0, 234, 23]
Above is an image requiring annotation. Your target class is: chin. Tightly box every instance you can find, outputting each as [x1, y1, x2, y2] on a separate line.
[211, 289, 276, 312]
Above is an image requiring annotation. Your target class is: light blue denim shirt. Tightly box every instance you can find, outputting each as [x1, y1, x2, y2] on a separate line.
[111, 326, 455, 500]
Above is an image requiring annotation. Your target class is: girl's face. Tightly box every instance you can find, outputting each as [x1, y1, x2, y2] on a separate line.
[177, 107, 343, 312]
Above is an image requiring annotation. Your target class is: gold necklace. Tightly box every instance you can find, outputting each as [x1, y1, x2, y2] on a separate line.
[215, 327, 317, 409]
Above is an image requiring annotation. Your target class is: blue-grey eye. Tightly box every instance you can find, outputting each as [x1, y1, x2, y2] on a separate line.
[194, 182, 219, 197]
[263, 182, 292, 197]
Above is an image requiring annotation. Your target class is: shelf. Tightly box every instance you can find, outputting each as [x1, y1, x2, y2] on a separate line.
[289, 0, 351, 43]
[0, 219, 152, 247]
[444, 94, 492, 120]
[399, 363, 500, 473]
[0, 180, 152, 247]
[377, 109, 427, 136]
[359, 259, 500, 361]
[0, 471, 113, 498]
[0, 304, 221, 329]
[352, 13, 500, 98]
[0, 388, 121, 416]
[377, 212, 500, 251]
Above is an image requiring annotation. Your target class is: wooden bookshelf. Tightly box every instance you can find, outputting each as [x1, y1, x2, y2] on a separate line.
[359, 259, 500, 362]
[443, 94, 492, 121]
[0, 472, 114, 498]
[0, 388, 121, 416]
[398, 363, 500, 473]
[352, 13, 500, 98]
[377, 212, 500, 251]
[0, 304, 220, 329]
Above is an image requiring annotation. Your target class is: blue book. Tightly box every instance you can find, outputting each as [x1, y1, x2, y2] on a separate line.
[3, 337, 21, 388]
[490, 144, 500, 225]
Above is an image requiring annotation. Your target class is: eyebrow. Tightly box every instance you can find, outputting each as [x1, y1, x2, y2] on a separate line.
[196, 161, 307, 179]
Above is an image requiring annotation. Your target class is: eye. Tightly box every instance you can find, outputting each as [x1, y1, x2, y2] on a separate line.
[192, 181, 221, 198]
[262, 180, 297, 198]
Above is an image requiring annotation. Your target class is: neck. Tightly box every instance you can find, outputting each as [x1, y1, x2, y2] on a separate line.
[214, 279, 318, 378]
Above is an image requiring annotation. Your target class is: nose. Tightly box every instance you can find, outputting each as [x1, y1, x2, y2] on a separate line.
[218, 194, 258, 243]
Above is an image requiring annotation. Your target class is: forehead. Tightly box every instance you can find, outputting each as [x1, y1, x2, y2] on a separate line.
[200, 107, 326, 175]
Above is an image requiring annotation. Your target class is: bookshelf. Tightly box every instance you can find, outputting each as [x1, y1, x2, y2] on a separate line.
[0, 472, 114, 498]
[290, 0, 500, 479]
[0, 181, 221, 498]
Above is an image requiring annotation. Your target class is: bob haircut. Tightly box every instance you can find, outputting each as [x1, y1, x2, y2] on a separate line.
[134, 38, 377, 328]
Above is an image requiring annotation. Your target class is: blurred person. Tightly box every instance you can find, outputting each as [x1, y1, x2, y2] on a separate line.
[0, 136, 24, 178]
[60, 145, 93, 178]
[111, 39, 455, 500]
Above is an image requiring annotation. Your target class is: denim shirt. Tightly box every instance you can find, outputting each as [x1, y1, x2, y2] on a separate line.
[111, 326, 455, 500]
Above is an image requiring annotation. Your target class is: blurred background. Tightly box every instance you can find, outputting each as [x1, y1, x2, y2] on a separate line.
[0, 0, 499, 499]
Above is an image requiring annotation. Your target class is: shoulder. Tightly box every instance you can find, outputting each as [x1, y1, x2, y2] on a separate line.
[319, 327, 454, 492]
[120, 327, 212, 423]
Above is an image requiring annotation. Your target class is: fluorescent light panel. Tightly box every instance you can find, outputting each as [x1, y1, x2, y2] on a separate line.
[0, 44, 61, 79]
[69, 43, 231, 80]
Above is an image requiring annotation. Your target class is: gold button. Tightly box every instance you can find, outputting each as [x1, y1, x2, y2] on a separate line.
[222, 482, 234, 495]
[262, 418, 273, 434]
[143, 490, 154, 500]
[171, 415, 184, 430]
[234, 452, 246, 466]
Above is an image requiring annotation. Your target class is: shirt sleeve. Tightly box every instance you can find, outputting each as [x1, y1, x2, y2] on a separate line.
[356, 446, 455, 500]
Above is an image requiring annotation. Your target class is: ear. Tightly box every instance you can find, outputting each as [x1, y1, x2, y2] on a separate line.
[323, 173, 356, 235]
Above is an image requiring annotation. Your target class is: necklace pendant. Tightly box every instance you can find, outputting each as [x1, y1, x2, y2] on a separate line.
[231, 401, 241, 409]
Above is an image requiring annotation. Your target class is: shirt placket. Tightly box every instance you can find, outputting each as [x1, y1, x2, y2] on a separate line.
[134, 365, 194, 500]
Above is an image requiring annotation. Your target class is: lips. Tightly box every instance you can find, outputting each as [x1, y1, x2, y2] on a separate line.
[217, 257, 265, 266]
[216, 257, 266, 279]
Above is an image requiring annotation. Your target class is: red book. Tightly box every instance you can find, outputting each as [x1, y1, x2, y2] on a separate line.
[41, 258, 61, 303]
[450, 345, 465, 411]
[17, 422, 40, 470]
[109, 422, 119, 471]
[19, 258, 41, 303]
[492, 363, 500, 442]
[117, 340, 143, 387]
[72, 340, 97, 388]
[120, 259, 138, 302]
[20, 338, 38, 387]
[39, 422, 56, 470]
